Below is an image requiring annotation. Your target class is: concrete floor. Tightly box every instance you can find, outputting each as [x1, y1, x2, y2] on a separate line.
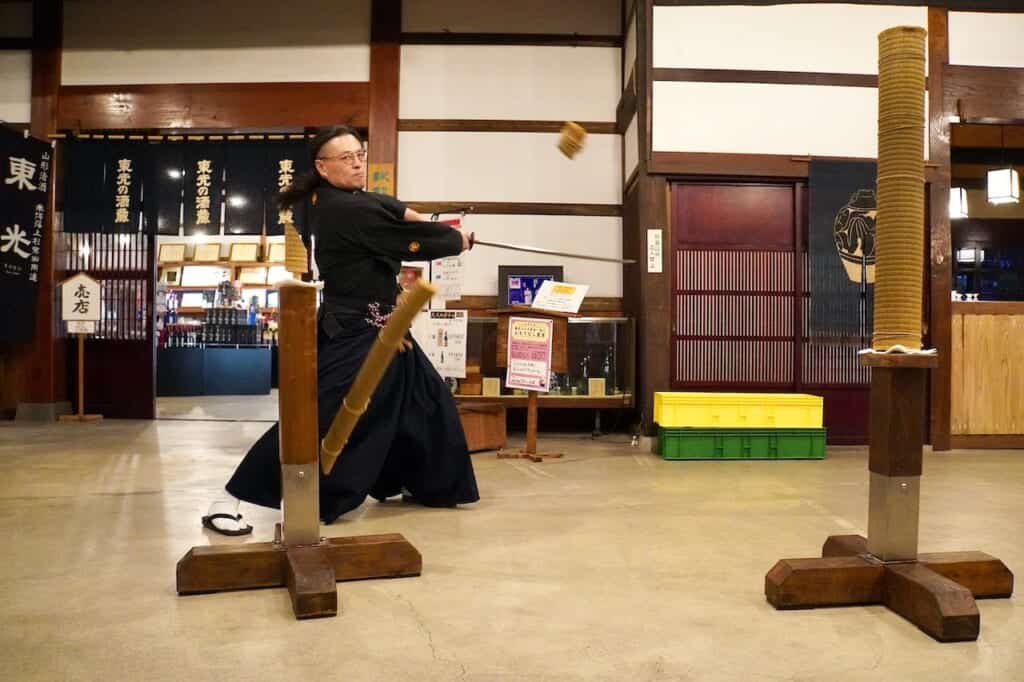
[156, 391, 279, 421]
[0, 418, 1021, 681]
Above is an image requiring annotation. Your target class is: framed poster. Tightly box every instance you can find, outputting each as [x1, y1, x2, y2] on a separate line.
[497, 265, 563, 307]
[158, 243, 186, 263]
[193, 243, 221, 262]
[266, 242, 286, 263]
[238, 267, 268, 284]
[228, 242, 259, 262]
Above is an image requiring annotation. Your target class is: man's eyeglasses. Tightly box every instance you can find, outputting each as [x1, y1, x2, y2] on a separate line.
[317, 150, 367, 165]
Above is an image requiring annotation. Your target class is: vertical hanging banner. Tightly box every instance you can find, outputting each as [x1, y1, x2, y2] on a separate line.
[107, 143, 144, 233]
[144, 144, 184, 236]
[223, 142, 267, 235]
[183, 142, 224, 235]
[63, 138, 109, 234]
[0, 125, 50, 344]
[809, 160, 877, 339]
[505, 317, 553, 393]
[265, 141, 310, 237]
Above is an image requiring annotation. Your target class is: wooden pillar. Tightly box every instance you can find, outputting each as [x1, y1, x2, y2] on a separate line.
[629, 0, 671, 436]
[278, 284, 320, 547]
[14, 0, 66, 420]
[368, 0, 401, 195]
[927, 8, 952, 450]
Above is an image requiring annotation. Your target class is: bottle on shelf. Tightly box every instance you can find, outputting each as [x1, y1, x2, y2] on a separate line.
[602, 345, 615, 395]
[578, 351, 590, 395]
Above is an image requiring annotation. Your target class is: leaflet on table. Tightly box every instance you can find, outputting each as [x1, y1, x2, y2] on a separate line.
[530, 281, 588, 314]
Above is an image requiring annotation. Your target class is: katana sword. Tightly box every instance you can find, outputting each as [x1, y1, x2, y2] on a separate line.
[468, 234, 636, 265]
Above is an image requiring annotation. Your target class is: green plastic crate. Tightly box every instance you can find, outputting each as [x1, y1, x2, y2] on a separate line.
[658, 427, 826, 460]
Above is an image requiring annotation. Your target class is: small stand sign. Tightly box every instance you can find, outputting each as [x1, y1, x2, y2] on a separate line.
[499, 315, 563, 462]
[60, 273, 103, 422]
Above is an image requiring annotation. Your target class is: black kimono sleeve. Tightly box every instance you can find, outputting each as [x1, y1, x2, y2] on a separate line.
[373, 193, 408, 220]
[356, 220, 464, 261]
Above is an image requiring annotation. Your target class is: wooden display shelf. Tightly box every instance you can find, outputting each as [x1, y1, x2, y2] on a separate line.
[164, 284, 287, 291]
[176, 306, 278, 314]
[158, 260, 282, 268]
[454, 393, 633, 409]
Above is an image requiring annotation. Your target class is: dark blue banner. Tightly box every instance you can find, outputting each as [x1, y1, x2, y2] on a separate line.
[182, 142, 224, 236]
[106, 142, 146, 233]
[224, 143, 267, 235]
[808, 159, 877, 340]
[264, 140, 310, 237]
[0, 125, 50, 344]
[63, 138, 108, 233]
[144, 144, 185, 236]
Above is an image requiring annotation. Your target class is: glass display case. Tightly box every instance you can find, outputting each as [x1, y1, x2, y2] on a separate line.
[953, 244, 1024, 301]
[454, 316, 635, 408]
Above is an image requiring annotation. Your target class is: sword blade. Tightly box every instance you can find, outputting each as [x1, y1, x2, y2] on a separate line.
[472, 239, 636, 265]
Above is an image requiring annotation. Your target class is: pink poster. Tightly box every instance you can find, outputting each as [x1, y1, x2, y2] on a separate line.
[505, 317, 553, 393]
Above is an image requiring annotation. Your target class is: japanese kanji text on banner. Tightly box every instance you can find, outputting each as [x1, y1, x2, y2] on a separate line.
[0, 125, 50, 344]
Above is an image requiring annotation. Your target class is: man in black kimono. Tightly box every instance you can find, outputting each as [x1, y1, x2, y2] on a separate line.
[204, 126, 479, 534]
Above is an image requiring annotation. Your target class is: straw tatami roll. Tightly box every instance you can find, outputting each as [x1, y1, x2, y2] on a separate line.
[873, 26, 926, 352]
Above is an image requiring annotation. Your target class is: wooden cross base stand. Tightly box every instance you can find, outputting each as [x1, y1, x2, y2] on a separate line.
[497, 450, 563, 463]
[59, 413, 103, 422]
[495, 389, 563, 462]
[765, 534, 1013, 642]
[176, 533, 422, 619]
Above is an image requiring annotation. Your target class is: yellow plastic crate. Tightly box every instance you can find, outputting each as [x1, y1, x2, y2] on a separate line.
[653, 392, 823, 429]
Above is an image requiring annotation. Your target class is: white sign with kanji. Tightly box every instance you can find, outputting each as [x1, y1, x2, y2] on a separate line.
[61, 272, 101, 322]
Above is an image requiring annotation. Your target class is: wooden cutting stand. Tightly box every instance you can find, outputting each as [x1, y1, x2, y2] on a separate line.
[494, 306, 573, 462]
[176, 282, 421, 619]
[765, 26, 1012, 643]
